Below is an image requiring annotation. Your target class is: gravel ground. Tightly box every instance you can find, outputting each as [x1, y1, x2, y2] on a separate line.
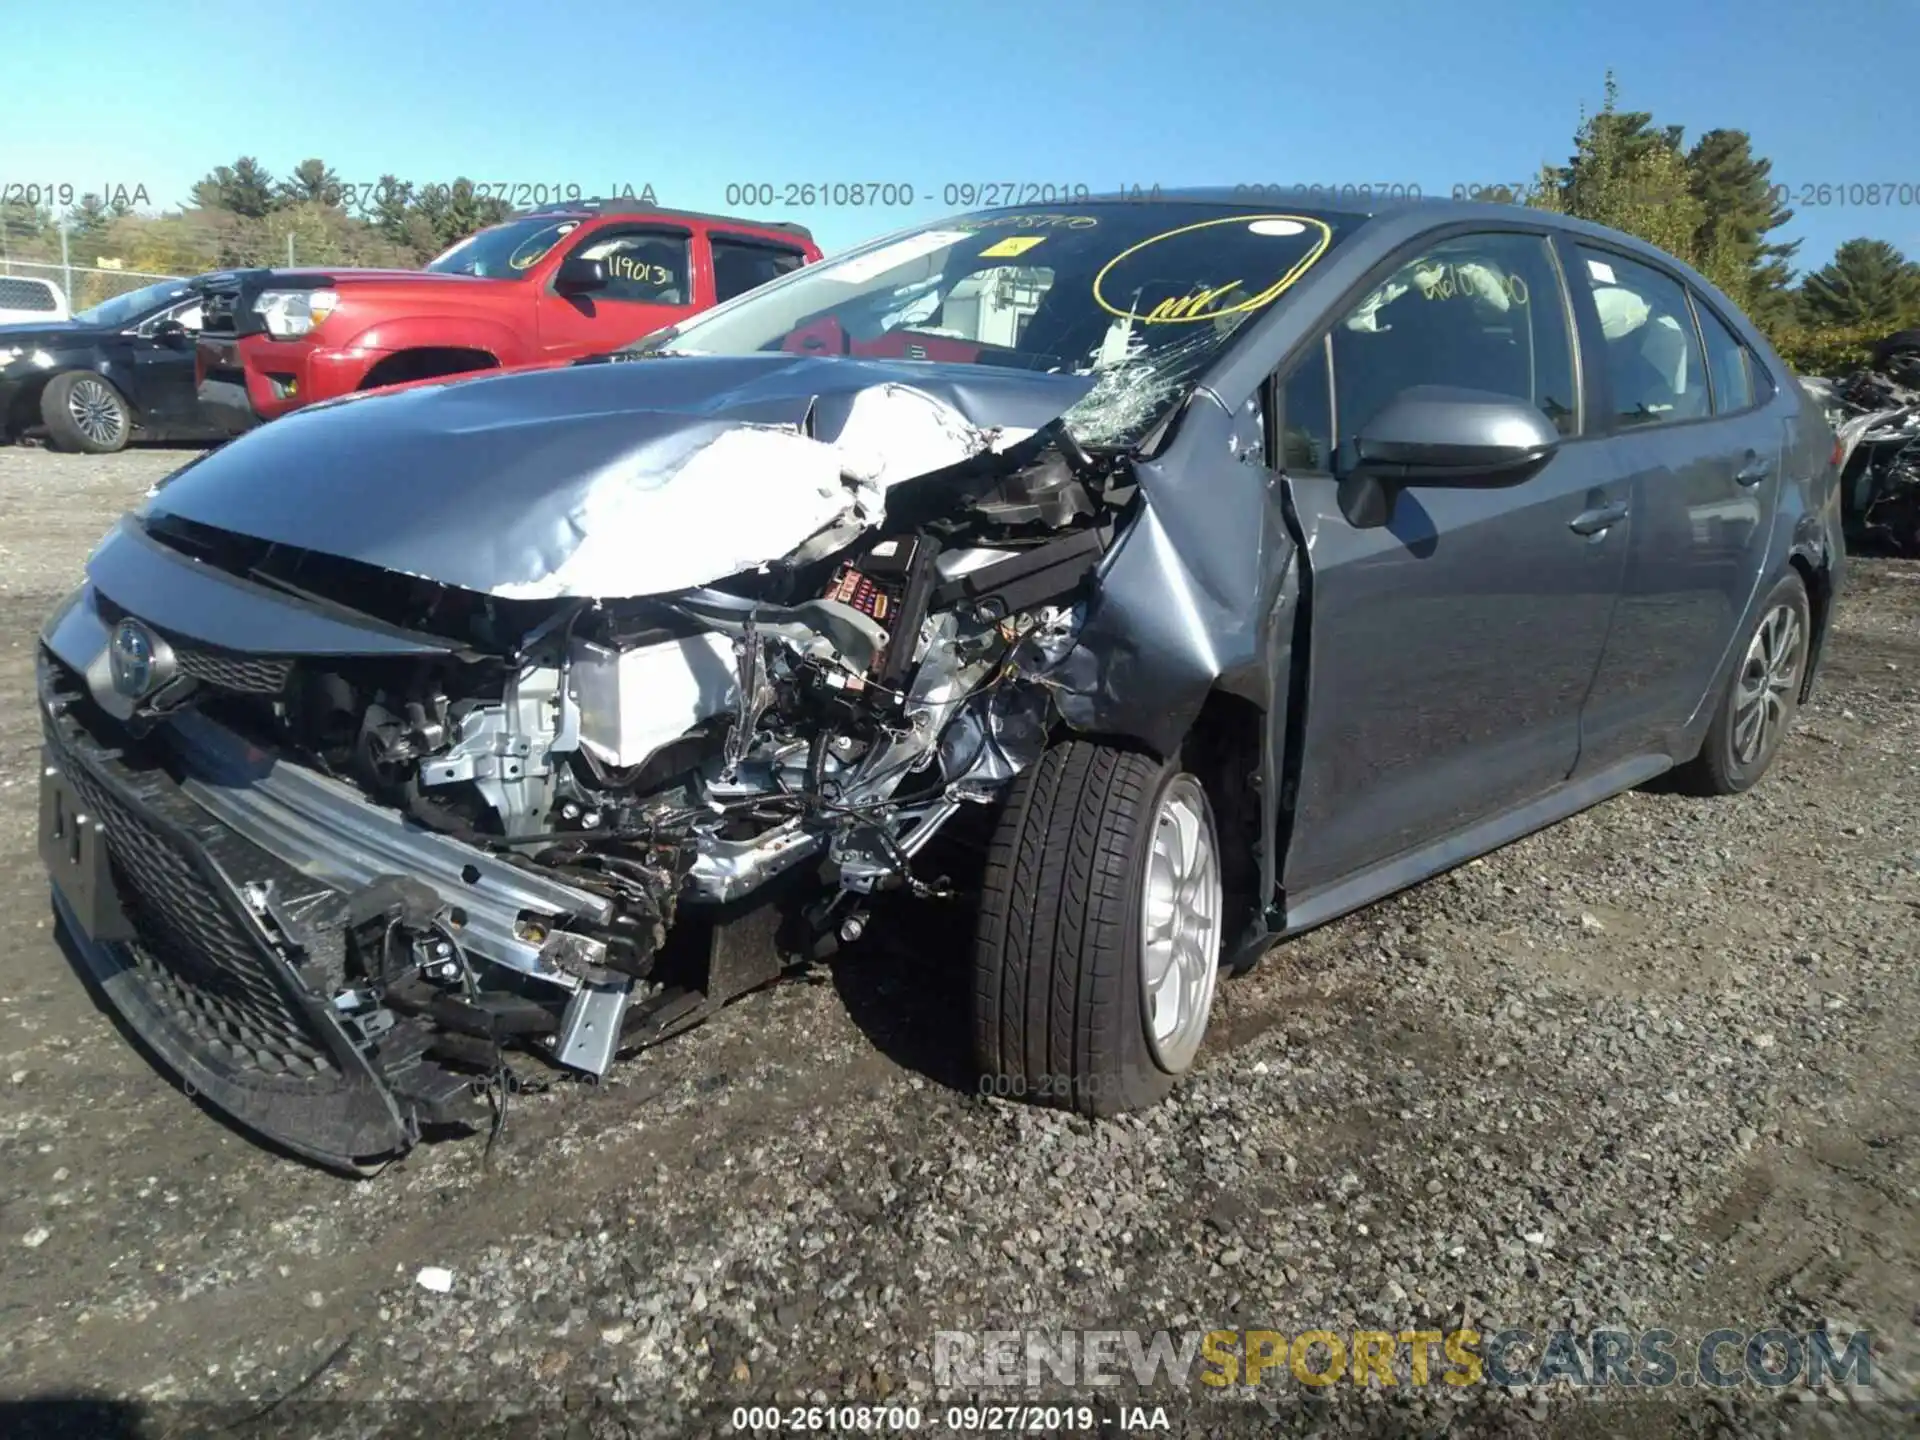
[1, 443, 1917, 1439]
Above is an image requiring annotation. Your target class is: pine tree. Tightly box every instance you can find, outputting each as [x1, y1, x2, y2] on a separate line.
[1684, 129, 1796, 321]
[277, 158, 344, 209]
[191, 158, 278, 218]
[1799, 239, 1920, 328]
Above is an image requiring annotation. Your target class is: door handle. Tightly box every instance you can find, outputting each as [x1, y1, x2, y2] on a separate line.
[1568, 499, 1630, 536]
[1734, 454, 1772, 486]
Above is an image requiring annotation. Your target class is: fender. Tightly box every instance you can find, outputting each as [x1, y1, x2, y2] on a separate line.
[4, 344, 142, 424]
[329, 316, 525, 368]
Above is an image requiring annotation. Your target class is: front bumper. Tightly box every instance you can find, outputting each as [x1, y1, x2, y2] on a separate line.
[38, 656, 417, 1169]
[196, 333, 380, 428]
[35, 592, 633, 1170]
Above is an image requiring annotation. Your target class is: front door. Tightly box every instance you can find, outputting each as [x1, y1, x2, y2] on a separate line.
[1565, 245, 1780, 770]
[1277, 228, 1630, 900]
[128, 297, 206, 430]
[536, 224, 698, 358]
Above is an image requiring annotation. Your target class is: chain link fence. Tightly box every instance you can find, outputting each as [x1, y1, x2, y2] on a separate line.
[0, 258, 186, 314]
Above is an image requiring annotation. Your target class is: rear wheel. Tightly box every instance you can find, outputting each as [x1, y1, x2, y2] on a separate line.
[1673, 571, 1810, 795]
[972, 741, 1224, 1116]
[41, 372, 132, 453]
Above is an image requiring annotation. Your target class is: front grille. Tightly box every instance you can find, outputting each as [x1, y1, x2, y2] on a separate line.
[91, 595, 292, 696]
[173, 645, 293, 695]
[46, 715, 335, 1080]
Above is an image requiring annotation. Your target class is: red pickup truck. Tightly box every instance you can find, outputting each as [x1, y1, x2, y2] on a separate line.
[196, 199, 819, 430]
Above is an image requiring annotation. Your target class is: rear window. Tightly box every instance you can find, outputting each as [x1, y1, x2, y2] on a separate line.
[1693, 298, 1756, 414]
[711, 236, 809, 303]
[0, 277, 58, 312]
[1577, 247, 1710, 428]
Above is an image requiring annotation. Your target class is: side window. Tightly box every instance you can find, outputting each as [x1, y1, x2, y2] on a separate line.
[711, 236, 808, 303]
[574, 228, 690, 305]
[1277, 336, 1333, 472]
[1576, 247, 1709, 427]
[1693, 298, 1755, 413]
[1330, 231, 1578, 444]
[147, 299, 203, 334]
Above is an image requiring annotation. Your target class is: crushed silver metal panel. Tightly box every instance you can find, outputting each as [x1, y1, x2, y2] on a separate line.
[139, 356, 1095, 599]
[167, 710, 611, 985]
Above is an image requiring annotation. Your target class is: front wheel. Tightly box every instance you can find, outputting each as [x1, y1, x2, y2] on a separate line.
[41, 371, 132, 453]
[971, 741, 1224, 1116]
[1673, 571, 1810, 796]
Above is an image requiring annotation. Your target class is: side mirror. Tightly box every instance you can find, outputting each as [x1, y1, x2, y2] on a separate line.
[152, 319, 191, 348]
[555, 256, 608, 295]
[1335, 386, 1560, 528]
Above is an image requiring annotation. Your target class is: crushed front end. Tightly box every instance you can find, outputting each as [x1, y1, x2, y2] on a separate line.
[37, 379, 1122, 1171]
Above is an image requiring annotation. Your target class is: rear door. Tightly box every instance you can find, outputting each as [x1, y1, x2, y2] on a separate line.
[1568, 245, 1779, 771]
[708, 232, 810, 305]
[1278, 226, 1631, 899]
[535, 222, 697, 357]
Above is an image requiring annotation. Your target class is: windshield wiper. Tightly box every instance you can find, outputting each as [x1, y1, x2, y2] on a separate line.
[615, 324, 682, 357]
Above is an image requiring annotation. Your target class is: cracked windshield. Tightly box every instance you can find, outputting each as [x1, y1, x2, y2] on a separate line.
[631, 206, 1355, 443]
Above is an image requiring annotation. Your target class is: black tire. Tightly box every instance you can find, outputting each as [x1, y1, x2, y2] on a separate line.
[972, 740, 1223, 1117]
[40, 371, 132, 454]
[1672, 571, 1811, 796]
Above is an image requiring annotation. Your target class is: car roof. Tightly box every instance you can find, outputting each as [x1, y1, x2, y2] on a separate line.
[1053, 186, 1710, 271]
[514, 199, 814, 241]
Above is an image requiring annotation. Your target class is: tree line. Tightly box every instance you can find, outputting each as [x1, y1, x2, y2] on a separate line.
[1, 74, 1916, 374]
[1500, 75, 1917, 374]
[0, 157, 521, 290]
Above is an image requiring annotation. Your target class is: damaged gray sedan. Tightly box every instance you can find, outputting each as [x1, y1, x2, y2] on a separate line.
[37, 194, 1845, 1169]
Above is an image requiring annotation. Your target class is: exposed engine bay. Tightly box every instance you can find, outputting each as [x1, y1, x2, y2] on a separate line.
[168, 457, 1106, 946]
[38, 371, 1160, 1167]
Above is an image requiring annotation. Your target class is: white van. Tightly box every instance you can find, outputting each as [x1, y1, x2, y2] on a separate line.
[0, 275, 72, 325]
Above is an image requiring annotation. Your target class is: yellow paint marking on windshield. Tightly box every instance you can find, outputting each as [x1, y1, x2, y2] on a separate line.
[1147, 281, 1244, 322]
[1093, 214, 1334, 324]
[978, 235, 1048, 258]
[956, 214, 1100, 230]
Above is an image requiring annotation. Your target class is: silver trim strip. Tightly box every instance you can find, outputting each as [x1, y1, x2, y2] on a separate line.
[167, 710, 610, 985]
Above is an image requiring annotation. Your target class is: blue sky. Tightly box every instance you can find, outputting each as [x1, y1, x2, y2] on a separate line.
[7, 0, 1917, 273]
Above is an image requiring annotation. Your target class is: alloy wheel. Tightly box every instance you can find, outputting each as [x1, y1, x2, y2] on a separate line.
[67, 378, 127, 448]
[1139, 773, 1222, 1074]
[1731, 602, 1805, 767]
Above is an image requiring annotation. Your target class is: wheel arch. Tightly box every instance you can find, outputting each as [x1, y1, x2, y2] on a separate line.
[1787, 549, 1833, 704]
[357, 346, 502, 392]
[6, 358, 123, 436]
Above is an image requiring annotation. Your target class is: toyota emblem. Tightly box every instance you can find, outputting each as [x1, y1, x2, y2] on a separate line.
[108, 618, 173, 700]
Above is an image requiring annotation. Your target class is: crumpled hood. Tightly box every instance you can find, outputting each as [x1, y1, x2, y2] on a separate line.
[143, 354, 1095, 599]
